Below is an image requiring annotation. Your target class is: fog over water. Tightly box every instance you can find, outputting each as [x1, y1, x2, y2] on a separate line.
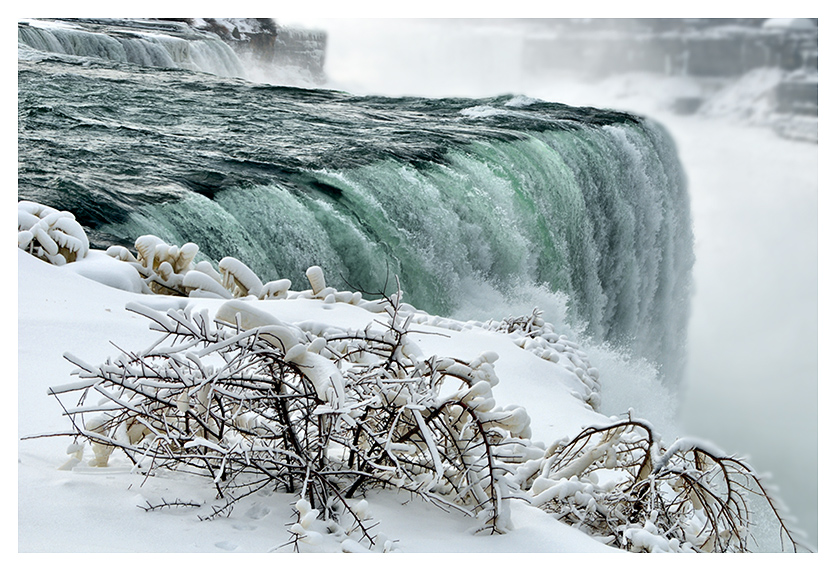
[286, 17, 819, 547]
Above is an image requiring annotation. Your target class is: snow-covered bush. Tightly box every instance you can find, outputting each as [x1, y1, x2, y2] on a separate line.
[38, 273, 807, 552]
[18, 200, 89, 265]
[107, 235, 221, 296]
[47, 288, 533, 550]
[487, 308, 601, 411]
[106, 235, 363, 306]
[524, 418, 804, 552]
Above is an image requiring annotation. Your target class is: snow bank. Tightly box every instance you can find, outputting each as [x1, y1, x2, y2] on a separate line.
[18, 246, 620, 553]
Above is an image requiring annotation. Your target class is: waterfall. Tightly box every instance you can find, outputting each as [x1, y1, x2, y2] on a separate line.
[18, 49, 694, 385]
[18, 19, 246, 78]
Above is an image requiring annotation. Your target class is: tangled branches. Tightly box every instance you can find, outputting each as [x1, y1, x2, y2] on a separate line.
[34, 270, 805, 553]
[43, 290, 530, 551]
[493, 307, 547, 336]
[524, 418, 808, 552]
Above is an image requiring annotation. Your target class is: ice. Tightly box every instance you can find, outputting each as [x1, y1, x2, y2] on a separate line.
[219, 256, 263, 297]
[182, 269, 233, 299]
[305, 265, 327, 295]
[18, 201, 90, 264]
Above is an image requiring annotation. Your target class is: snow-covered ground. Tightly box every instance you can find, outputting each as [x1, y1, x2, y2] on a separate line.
[18, 248, 621, 553]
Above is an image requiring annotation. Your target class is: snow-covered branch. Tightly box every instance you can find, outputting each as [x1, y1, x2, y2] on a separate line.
[48, 282, 528, 550]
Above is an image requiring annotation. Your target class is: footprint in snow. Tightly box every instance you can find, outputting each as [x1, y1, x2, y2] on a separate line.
[215, 540, 238, 551]
[245, 503, 270, 520]
[232, 522, 257, 531]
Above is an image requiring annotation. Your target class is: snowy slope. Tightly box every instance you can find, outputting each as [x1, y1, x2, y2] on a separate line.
[17, 248, 617, 553]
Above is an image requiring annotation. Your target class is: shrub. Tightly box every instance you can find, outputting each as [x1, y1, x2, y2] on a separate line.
[45, 289, 531, 551]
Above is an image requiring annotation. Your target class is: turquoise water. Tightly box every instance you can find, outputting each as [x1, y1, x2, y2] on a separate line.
[18, 28, 693, 383]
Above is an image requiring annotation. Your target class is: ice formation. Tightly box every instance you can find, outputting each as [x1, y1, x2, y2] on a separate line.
[104, 234, 342, 302]
[18, 201, 89, 265]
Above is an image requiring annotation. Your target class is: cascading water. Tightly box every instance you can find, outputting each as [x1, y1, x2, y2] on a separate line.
[17, 23, 694, 390]
[18, 19, 247, 78]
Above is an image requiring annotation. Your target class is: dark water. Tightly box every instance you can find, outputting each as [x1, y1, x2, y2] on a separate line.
[18, 32, 693, 384]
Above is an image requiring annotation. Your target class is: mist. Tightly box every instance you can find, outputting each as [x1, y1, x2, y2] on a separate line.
[283, 17, 818, 547]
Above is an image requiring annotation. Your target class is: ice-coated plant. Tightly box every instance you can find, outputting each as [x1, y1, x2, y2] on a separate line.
[106, 235, 359, 305]
[107, 235, 234, 297]
[522, 418, 807, 552]
[18, 201, 89, 265]
[43, 273, 533, 551]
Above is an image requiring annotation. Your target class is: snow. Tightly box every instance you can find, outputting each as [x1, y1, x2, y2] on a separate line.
[14, 14, 820, 556]
[66, 250, 148, 293]
[219, 256, 264, 297]
[17, 247, 621, 553]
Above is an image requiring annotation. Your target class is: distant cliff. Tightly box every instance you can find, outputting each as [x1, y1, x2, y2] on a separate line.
[519, 18, 817, 141]
[522, 18, 817, 79]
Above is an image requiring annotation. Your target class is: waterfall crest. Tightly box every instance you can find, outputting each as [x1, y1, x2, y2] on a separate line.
[17, 51, 693, 384]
